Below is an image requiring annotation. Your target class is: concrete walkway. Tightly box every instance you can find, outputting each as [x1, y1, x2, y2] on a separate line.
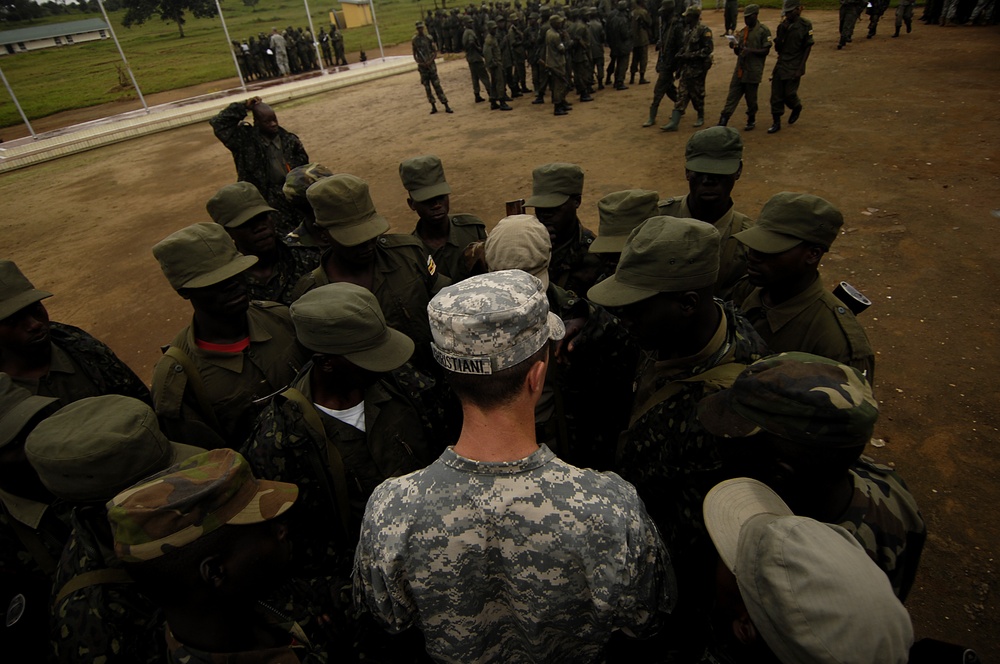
[0, 56, 415, 174]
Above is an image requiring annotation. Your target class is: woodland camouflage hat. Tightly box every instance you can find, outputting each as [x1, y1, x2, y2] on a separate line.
[283, 163, 335, 202]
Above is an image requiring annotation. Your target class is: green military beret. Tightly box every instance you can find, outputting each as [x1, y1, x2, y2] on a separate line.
[734, 192, 844, 253]
[587, 216, 720, 306]
[0, 374, 57, 449]
[697, 352, 878, 447]
[0, 260, 52, 321]
[399, 155, 452, 202]
[591, 189, 660, 254]
[524, 162, 583, 208]
[206, 182, 276, 229]
[744, 4, 760, 15]
[686, 126, 743, 176]
[153, 223, 258, 291]
[307, 174, 389, 247]
[283, 163, 335, 202]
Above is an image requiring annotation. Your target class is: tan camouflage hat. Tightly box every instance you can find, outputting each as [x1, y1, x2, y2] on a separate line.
[0, 373, 58, 449]
[484, 215, 552, 289]
[25, 395, 204, 502]
[704, 478, 913, 664]
[283, 163, 335, 202]
[153, 223, 258, 291]
[0, 260, 52, 321]
[290, 283, 414, 372]
[307, 174, 390, 247]
[524, 163, 584, 209]
[590, 190, 660, 254]
[428, 270, 565, 375]
[108, 448, 298, 563]
[399, 155, 452, 203]
[697, 352, 878, 447]
[206, 182, 276, 229]
[685, 127, 743, 176]
[734, 192, 844, 253]
[587, 217, 720, 307]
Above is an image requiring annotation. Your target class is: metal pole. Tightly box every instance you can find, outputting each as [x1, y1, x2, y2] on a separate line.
[368, 0, 386, 61]
[302, 0, 326, 73]
[0, 64, 36, 140]
[214, 0, 248, 92]
[96, 0, 148, 113]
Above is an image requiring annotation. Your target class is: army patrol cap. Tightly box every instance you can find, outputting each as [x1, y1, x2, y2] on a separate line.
[283, 163, 334, 202]
[744, 4, 760, 15]
[0, 374, 57, 449]
[525, 162, 584, 208]
[485, 215, 552, 289]
[108, 448, 298, 563]
[487, 19, 497, 28]
[617, 0, 627, 8]
[206, 182, 276, 229]
[549, 14, 564, 25]
[685, 127, 743, 175]
[25, 395, 204, 503]
[591, 189, 660, 254]
[735, 192, 844, 253]
[415, 20, 425, 28]
[683, 4, 701, 16]
[660, 0, 675, 12]
[399, 155, 452, 203]
[704, 478, 913, 664]
[290, 283, 414, 372]
[153, 223, 258, 291]
[428, 270, 565, 375]
[587, 217, 720, 307]
[698, 352, 878, 447]
[0, 261, 52, 321]
[307, 174, 390, 247]
[783, 0, 802, 11]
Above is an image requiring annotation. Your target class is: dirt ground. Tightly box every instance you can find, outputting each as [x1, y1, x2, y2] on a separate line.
[2, 9, 998, 658]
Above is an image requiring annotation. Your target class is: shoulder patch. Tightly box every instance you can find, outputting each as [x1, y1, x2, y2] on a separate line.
[427, 255, 437, 275]
[704, 29, 713, 38]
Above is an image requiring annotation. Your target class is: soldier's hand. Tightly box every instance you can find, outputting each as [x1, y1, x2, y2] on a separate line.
[554, 317, 587, 363]
[245, 96, 262, 108]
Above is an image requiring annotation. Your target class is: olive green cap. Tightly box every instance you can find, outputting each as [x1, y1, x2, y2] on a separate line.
[587, 217, 720, 307]
[524, 162, 584, 209]
[307, 174, 389, 247]
[744, 4, 760, 15]
[283, 163, 335, 202]
[660, 0, 675, 12]
[783, 0, 802, 10]
[485, 215, 552, 289]
[683, 4, 701, 16]
[415, 20, 425, 28]
[206, 182, 276, 229]
[591, 189, 660, 254]
[487, 19, 497, 28]
[25, 395, 204, 502]
[686, 126, 743, 175]
[290, 283, 414, 372]
[153, 223, 258, 291]
[734, 192, 844, 254]
[549, 14, 564, 25]
[399, 155, 452, 203]
[0, 261, 52, 321]
[0, 373, 58, 450]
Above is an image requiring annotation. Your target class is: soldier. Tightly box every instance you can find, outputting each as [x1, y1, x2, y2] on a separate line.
[462, 15, 491, 103]
[660, 5, 713, 131]
[586, 7, 607, 90]
[866, 0, 891, 37]
[210, 96, 309, 236]
[354, 270, 677, 661]
[150, 223, 306, 450]
[25, 395, 203, 664]
[838, 0, 866, 48]
[282, 163, 335, 253]
[893, 0, 915, 36]
[495, 14, 518, 99]
[231, 40, 250, 82]
[589, 189, 660, 281]
[206, 182, 318, 306]
[529, 11, 550, 103]
[629, 0, 652, 85]
[568, 8, 594, 101]
[768, 0, 813, 134]
[544, 14, 571, 115]
[717, 4, 771, 131]
[400, 155, 487, 282]
[730, 192, 876, 382]
[508, 12, 531, 94]
[484, 20, 512, 110]
[318, 27, 333, 67]
[608, 0, 633, 89]
[269, 26, 290, 75]
[643, 0, 683, 127]
[724, 0, 740, 34]
[330, 23, 347, 65]
[412, 21, 453, 115]
[0, 261, 150, 405]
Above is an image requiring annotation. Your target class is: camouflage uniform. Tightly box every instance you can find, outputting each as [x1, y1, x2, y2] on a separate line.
[245, 238, 320, 305]
[354, 444, 677, 662]
[412, 29, 450, 110]
[549, 224, 602, 295]
[673, 18, 714, 119]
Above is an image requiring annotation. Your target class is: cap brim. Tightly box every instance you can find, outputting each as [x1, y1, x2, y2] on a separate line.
[228, 479, 299, 525]
[0, 394, 59, 448]
[685, 157, 741, 176]
[324, 214, 390, 247]
[547, 311, 566, 341]
[586, 273, 659, 308]
[697, 389, 762, 439]
[0, 289, 53, 321]
[168, 442, 207, 465]
[225, 204, 277, 228]
[183, 255, 259, 289]
[703, 478, 793, 572]
[345, 328, 415, 373]
[588, 234, 627, 254]
[410, 182, 451, 203]
[525, 192, 571, 209]
[733, 226, 804, 254]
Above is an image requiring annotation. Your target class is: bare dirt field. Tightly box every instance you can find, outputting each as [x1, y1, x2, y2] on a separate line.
[3, 9, 999, 658]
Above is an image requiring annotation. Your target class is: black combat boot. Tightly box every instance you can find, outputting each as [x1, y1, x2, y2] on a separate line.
[444, 103, 454, 114]
[555, 103, 569, 116]
[629, 72, 636, 84]
[475, 94, 486, 103]
[430, 103, 438, 115]
[892, 25, 900, 36]
[767, 114, 781, 133]
[788, 105, 802, 124]
[745, 113, 756, 131]
[717, 113, 730, 127]
[498, 100, 513, 111]
[490, 100, 500, 110]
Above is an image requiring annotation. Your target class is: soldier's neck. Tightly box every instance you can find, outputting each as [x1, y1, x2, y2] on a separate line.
[0, 341, 52, 379]
[453, 400, 539, 463]
[687, 196, 733, 224]
[191, 310, 250, 344]
[762, 270, 818, 307]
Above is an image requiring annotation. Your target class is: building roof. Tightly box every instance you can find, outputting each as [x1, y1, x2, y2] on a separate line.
[0, 18, 109, 46]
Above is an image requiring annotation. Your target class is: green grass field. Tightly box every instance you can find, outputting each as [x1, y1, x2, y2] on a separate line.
[0, 0, 836, 128]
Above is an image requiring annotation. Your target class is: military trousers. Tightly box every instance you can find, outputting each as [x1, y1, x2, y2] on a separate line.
[629, 46, 648, 78]
[840, 3, 864, 41]
[612, 51, 630, 86]
[651, 67, 678, 109]
[593, 53, 606, 86]
[674, 71, 707, 115]
[770, 76, 802, 116]
[467, 61, 491, 98]
[722, 78, 759, 117]
[573, 59, 592, 93]
[725, 0, 739, 32]
[549, 71, 568, 105]
[334, 44, 347, 65]
[488, 65, 506, 101]
[895, 2, 914, 26]
[275, 49, 290, 75]
[419, 65, 449, 105]
[514, 58, 528, 91]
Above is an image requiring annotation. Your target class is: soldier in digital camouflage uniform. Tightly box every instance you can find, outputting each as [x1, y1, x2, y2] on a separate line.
[24, 395, 203, 664]
[354, 270, 677, 662]
[699, 352, 925, 600]
[207, 182, 319, 306]
[281, 163, 334, 255]
[0, 261, 151, 407]
[107, 448, 333, 663]
[210, 96, 310, 236]
[718, 4, 772, 131]
[150, 223, 306, 450]
[660, 5, 713, 131]
[412, 22, 453, 114]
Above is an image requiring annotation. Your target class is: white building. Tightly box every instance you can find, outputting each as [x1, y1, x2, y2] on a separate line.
[1, 18, 109, 56]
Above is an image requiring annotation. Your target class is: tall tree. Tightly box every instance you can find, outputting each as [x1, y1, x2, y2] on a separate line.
[120, 0, 218, 38]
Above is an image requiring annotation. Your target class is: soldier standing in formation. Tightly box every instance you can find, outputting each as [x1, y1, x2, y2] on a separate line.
[412, 21, 453, 115]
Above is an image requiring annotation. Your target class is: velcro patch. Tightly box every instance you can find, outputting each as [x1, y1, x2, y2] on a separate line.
[432, 346, 493, 374]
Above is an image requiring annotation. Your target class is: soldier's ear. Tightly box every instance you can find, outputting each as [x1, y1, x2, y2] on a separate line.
[732, 610, 758, 644]
[407, 197, 417, 212]
[199, 554, 227, 590]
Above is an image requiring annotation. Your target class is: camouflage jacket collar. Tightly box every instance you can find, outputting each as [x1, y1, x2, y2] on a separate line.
[440, 443, 556, 475]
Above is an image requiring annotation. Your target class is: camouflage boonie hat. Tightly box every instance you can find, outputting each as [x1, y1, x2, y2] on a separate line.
[307, 174, 390, 247]
[734, 192, 843, 253]
[25, 395, 204, 503]
[399, 155, 452, 203]
[283, 163, 335, 202]
[427, 270, 565, 375]
[0, 373, 57, 449]
[206, 182, 276, 229]
[591, 189, 660, 254]
[524, 163, 584, 209]
[697, 352, 878, 447]
[290, 283, 414, 372]
[0, 260, 52, 321]
[107, 448, 298, 563]
[744, 4, 760, 15]
[485, 215, 552, 289]
[587, 217, 720, 307]
[685, 127, 744, 176]
[153, 223, 258, 291]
